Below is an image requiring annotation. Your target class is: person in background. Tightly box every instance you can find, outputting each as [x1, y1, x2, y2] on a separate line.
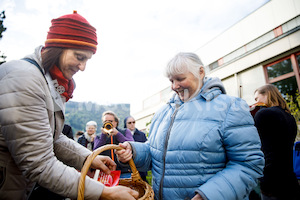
[254, 84, 300, 200]
[124, 116, 148, 181]
[78, 121, 97, 151]
[0, 11, 138, 200]
[94, 111, 134, 178]
[75, 130, 84, 142]
[116, 52, 265, 200]
[62, 124, 74, 140]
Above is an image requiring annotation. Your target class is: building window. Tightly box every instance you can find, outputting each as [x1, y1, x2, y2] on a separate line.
[267, 58, 293, 80]
[264, 52, 300, 98]
[272, 76, 297, 99]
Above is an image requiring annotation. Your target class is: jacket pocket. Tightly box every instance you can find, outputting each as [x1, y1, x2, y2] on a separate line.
[0, 166, 6, 189]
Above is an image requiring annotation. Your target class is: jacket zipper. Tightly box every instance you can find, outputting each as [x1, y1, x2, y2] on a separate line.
[158, 103, 180, 200]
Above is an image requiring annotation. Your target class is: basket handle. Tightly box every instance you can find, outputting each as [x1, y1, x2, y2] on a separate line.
[78, 144, 142, 200]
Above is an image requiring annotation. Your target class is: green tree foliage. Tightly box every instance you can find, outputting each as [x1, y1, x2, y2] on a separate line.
[286, 91, 300, 141]
[0, 10, 7, 65]
[64, 101, 130, 135]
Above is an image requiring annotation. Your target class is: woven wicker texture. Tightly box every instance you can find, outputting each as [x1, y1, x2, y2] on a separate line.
[77, 144, 154, 200]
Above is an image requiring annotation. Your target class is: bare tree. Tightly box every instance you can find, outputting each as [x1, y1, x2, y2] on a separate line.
[0, 10, 7, 65]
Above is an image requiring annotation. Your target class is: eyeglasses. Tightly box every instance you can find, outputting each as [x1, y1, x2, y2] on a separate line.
[127, 121, 135, 124]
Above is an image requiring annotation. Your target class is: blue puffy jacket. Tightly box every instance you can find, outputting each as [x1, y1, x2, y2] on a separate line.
[131, 77, 264, 200]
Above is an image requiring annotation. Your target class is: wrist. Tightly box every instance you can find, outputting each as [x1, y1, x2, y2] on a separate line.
[100, 186, 112, 200]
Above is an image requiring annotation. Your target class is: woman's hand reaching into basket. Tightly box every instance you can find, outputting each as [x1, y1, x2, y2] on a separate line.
[115, 142, 133, 163]
[100, 185, 139, 200]
[91, 155, 117, 174]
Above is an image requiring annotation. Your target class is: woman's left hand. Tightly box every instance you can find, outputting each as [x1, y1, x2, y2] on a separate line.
[91, 155, 117, 174]
[191, 193, 204, 200]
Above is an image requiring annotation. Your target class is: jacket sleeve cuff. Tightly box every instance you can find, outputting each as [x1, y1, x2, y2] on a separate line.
[195, 189, 208, 200]
[128, 141, 136, 160]
[84, 177, 104, 200]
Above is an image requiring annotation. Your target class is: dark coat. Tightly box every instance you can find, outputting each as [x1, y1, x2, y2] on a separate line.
[62, 124, 74, 140]
[254, 106, 300, 199]
[132, 128, 147, 143]
[77, 134, 94, 150]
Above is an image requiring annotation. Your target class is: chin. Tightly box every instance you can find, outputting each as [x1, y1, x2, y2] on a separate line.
[179, 96, 185, 101]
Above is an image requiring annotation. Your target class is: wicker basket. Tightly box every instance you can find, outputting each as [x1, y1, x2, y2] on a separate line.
[77, 144, 154, 200]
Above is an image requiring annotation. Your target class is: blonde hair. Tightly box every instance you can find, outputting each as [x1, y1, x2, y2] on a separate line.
[255, 84, 291, 113]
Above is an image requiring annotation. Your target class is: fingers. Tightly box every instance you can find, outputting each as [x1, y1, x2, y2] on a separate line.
[115, 148, 132, 163]
[98, 159, 111, 174]
[111, 128, 118, 136]
[100, 186, 139, 200]
[119, 142, 130, 149]
[130, 189, 139, 199]
[121, 150, 132, 163]
[91, 134, 96, 141]
[101, 128, 109, 135]
[92, 155, 117, 174]
[103, 156, 117, 171]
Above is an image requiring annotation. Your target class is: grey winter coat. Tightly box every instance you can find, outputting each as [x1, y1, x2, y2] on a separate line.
[0, 46, 103, 200]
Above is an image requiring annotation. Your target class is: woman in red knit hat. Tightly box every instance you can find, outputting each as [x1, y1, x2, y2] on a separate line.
[0, 11, 138, 200]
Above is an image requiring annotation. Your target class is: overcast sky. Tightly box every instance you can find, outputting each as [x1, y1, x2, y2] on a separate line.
[0, 0, 269, 113]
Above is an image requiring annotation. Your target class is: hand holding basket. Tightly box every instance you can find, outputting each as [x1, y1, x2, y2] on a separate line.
[77, 144, 154, 200]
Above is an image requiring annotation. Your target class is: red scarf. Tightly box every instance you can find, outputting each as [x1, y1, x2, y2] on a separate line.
[49, 65, 74, 102]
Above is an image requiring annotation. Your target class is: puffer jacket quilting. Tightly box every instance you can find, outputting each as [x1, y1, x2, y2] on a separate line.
[0, 46, 103, 200]
[131, 77, 265, 200]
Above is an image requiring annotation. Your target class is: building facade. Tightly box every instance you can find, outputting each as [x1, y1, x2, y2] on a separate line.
[133, 0, 300, 131]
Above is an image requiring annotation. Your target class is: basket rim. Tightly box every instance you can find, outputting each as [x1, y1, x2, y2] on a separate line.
[77, 144, 154, 200]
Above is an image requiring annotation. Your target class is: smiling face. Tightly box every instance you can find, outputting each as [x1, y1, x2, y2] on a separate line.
[86, 125, 96, 136]
[169, 68, 205, 102]
[58, 49, 93, 80]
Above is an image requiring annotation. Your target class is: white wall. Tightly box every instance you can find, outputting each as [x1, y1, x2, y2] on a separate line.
[238, 66, 266, 105]
[196, 0, 300, 65]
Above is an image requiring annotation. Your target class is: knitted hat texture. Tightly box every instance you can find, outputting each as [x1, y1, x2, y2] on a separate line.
[45, 11, 97, 54]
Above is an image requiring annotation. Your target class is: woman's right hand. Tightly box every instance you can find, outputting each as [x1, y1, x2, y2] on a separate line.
[100, 185, 139, 200]
[115, 142, 132, 163]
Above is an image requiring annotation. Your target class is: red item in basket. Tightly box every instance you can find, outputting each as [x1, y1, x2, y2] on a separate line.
[97, 170, 121, 187]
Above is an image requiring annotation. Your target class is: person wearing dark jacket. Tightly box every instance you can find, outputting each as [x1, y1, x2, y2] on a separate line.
[124, 116, 148, 181]
[93, 111, 134, 178]
[62, 124, 74, 140]
[254, 84, 300, 200]
[77, 121, 97, 151]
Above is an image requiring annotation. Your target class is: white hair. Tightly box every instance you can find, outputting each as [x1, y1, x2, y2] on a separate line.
[164, 52, 204, 79]
[86, 121, 97, 129]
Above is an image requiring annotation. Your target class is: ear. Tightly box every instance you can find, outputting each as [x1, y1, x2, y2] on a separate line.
[199, 66, 205, 78]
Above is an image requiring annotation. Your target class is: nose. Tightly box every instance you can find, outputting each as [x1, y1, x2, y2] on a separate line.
[172, 80, 180, 90]
[78, 62, 86, 71]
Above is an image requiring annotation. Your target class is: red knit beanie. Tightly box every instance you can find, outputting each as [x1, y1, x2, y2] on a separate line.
[45, 11, 97, 54]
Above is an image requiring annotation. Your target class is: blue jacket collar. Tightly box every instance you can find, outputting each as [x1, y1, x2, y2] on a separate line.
[168, 77, 226, 104]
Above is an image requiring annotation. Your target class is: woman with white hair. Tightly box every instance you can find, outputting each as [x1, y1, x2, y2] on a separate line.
[116, 52, 265, 200]
[78, 121, 97, 151]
